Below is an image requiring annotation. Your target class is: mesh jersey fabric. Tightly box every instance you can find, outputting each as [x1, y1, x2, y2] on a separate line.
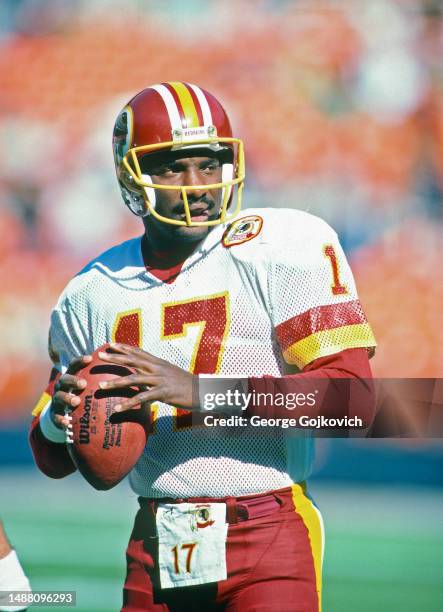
[48, 208, 376, 497]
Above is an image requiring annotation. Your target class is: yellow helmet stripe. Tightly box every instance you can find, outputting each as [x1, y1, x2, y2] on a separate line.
[169, 81, 200, 128]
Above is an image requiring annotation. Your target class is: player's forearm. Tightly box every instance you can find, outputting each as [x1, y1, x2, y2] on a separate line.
[29, 366, 77, 478]
[29, 415, 77, 479]
[247, 348, 375, 427]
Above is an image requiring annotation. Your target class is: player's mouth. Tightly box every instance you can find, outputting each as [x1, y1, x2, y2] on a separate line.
[181, 204, 212, 222]
[190, 211, 210, 222]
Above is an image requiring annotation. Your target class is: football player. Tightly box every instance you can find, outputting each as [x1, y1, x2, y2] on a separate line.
[29, 82, 376, 611]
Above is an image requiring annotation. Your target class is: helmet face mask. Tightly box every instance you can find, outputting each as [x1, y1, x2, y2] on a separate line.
[112, 83, 245, 227]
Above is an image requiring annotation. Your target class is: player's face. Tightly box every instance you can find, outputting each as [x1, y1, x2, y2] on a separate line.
[140, 150, 224, 244]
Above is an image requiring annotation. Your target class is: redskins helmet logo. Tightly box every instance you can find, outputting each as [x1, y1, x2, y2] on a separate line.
[113, 106, 133, 165]
[222, 214, 263, 247]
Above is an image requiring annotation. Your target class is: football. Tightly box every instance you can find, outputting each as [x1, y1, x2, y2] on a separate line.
[66, 344, 150, 490]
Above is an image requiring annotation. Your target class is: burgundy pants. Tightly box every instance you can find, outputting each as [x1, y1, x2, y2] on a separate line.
[121, 484, 323, 612]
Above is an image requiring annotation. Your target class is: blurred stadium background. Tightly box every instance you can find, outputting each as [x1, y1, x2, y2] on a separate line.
[0, 1, 442, 610]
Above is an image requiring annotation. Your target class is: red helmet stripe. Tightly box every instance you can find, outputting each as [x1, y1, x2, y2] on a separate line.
[188, 84, 213, 126]
[185, 84, 204, 126]
[150, 84, 182, 130]
[162, 82, 186, 125]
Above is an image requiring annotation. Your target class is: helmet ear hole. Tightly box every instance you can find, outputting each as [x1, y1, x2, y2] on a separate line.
[119, 180, 148, 217]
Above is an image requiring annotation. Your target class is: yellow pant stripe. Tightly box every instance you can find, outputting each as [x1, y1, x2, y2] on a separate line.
[291, 483, 324, 612]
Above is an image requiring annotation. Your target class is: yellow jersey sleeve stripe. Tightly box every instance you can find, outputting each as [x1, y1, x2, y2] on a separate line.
[32, 391, 52, 417]
[283, 323, 377, 369]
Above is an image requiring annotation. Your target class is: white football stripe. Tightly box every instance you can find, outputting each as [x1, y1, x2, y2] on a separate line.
[151, 84, 182, 130]
[188, 83, 213, 126]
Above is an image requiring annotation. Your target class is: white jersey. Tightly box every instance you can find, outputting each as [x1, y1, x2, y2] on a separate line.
[48, 208, 376, 498]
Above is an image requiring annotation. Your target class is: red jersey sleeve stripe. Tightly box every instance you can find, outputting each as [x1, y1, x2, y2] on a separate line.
[275, 300, 368, 351]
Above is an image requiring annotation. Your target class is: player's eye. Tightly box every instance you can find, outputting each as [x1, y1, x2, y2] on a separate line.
[150, 163, 182, 176]
[200, 160, 220, 173]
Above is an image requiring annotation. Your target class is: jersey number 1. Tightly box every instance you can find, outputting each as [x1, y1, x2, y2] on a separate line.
[324, 245, 348, 295]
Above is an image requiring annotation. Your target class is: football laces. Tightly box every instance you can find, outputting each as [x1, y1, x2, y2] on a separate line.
[64, 408, 74, 445]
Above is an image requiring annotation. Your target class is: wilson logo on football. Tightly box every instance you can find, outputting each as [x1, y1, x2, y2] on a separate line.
[79, 395, 93, 444]
[222, 215, 263, 248]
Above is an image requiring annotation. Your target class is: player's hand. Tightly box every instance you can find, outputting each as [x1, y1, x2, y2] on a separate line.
[97, 343, 196, 412]
[51, 355, 93, 428]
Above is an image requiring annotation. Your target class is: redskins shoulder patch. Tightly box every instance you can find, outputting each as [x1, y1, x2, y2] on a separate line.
[222, 215, 263, 248]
